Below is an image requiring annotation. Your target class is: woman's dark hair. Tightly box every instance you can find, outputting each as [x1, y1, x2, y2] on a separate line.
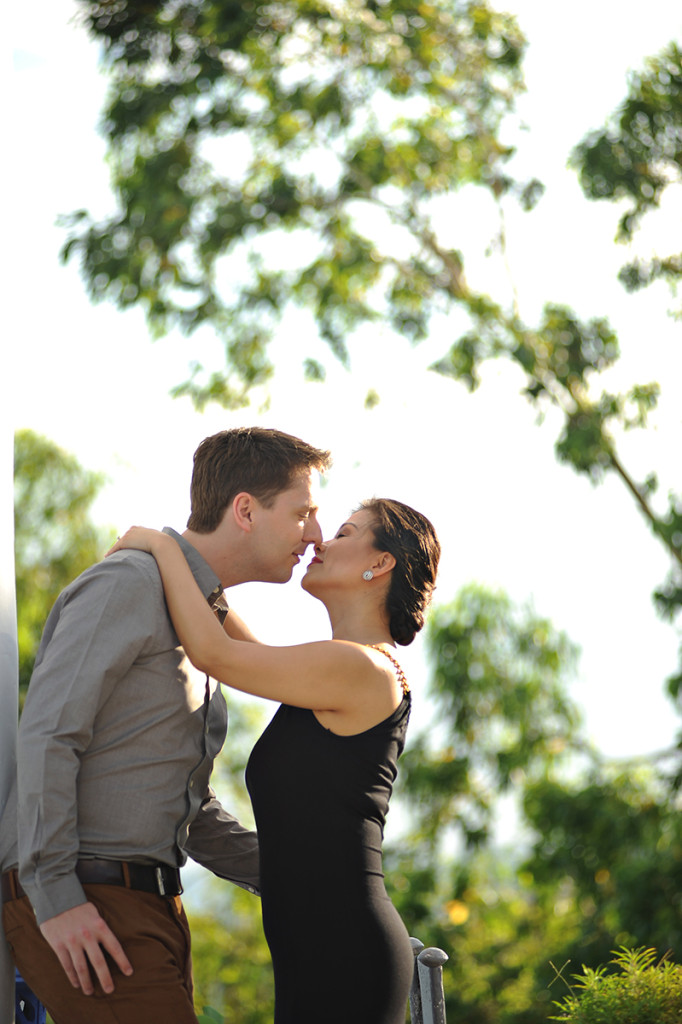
[358, 498, 440, 646]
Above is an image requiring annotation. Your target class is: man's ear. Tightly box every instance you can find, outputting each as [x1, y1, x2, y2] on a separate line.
[372, 551, 396, 578]
[233, 492, 257, 533]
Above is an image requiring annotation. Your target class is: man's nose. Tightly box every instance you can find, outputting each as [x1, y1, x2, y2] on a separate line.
[304, 514, 323, 546]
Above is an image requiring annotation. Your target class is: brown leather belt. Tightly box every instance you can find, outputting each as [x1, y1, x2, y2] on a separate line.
[1, 859, 183, 903]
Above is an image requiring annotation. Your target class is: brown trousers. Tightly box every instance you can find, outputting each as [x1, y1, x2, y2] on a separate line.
[3, 884, 199, 1024]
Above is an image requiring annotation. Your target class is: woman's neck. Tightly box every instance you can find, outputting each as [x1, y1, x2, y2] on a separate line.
[326, 602, 393, 647]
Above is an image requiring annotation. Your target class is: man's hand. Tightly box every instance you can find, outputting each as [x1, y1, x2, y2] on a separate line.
[39, 902, 133, 995]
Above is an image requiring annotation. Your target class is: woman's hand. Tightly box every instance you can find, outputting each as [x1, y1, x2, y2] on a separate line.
[106, 527, 169, 558]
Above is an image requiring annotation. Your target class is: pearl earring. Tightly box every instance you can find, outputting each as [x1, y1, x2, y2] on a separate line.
[362, 570, 374, 581]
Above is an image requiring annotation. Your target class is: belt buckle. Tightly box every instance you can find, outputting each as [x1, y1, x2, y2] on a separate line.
[154, 865, 183, 897]
[154, 866, 167, 896]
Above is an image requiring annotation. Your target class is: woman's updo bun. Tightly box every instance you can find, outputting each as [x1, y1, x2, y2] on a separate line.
[358, 498, 440, 646]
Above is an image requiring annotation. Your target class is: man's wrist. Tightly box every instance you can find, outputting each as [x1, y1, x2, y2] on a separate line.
[25, 872, 89, 927]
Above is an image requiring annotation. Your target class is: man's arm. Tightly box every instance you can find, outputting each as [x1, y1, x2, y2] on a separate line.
[183, 787, 260, 895]
[18, 556, 161, 990]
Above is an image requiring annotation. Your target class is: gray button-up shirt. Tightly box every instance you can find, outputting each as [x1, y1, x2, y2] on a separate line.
[3, 528, 259, 925]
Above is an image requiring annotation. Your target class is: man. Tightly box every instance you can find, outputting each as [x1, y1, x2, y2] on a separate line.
[1, 426, 331, 1024]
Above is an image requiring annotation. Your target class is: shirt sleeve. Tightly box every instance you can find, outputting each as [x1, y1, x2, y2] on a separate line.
[17, 555, 164, 925]
[184, 786, 260, 896]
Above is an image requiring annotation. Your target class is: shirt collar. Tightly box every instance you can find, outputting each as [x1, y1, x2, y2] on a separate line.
[162, 527, 223, 606]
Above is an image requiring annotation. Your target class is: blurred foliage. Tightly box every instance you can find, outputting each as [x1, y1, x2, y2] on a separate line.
[571, 42, 682, 312]
[399, 585, 581, 848]
[522, 771, 682, 964]
[565, 40, 682, 723]
[63, 5, 682, 690]
[64, 0, 533, 407]
[189, 887, 274, 1024]
[14, 429, 114, 703]
[385, 848, 579, 1024]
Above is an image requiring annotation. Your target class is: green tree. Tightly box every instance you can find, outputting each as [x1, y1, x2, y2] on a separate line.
[399, 585, 582, 850]
[522, 769, 682, 966]
[571, 42, 682, 311]
[569, 42, 682, 743]
[62, 4, 681, 691]
[63, 0, 533, 407]
[14, 429, 114, 701]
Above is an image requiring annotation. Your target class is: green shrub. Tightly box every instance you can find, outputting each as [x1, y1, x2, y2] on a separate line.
[550, 946, 682, 1023]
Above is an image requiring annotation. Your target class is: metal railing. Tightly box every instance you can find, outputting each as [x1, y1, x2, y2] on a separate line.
[409, 937, 449, 1024]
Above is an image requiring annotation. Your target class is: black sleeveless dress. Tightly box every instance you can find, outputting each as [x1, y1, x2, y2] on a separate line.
[245, 694, 413, 1024]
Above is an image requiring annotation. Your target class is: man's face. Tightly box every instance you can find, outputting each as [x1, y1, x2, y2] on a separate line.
[251, 470, 322, 582]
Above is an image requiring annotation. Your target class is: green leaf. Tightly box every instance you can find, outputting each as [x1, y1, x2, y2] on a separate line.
[198, 1009, 225, 1024]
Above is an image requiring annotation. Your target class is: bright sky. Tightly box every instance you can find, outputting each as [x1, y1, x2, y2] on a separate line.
[7, 0, 682, 782]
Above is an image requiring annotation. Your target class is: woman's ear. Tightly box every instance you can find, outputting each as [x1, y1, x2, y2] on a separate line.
[372, 551, 396, 578]
[233, 492, 256, 532]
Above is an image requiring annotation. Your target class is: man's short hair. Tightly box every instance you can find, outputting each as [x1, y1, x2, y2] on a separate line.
[187, 427, 332, 533]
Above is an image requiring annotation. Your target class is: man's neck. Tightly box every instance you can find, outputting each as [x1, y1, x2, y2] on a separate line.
[181, 527, 244, 589]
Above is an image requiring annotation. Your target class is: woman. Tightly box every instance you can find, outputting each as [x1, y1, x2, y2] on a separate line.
[109, 498, 440, 1024]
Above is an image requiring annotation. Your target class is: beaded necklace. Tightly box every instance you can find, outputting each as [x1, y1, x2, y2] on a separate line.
[367, 645, 410, 697]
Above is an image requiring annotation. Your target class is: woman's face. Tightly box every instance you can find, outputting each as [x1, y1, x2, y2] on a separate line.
[301, 508, 384, 596]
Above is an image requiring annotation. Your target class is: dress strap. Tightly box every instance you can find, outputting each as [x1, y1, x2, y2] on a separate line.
[367, 645, 410, 696]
